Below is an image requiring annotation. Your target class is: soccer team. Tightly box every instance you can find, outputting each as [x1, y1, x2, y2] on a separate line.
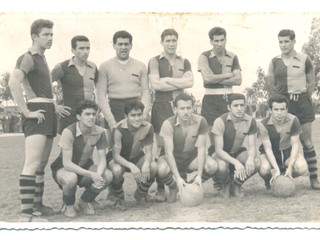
[8, 19, 320, 222]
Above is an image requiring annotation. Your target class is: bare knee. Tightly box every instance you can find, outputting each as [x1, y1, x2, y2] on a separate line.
[293, 155, 308, 176]
[204, 156, 218, 175]
[150, 161, 158, 177]
[259, 155, 271, 177]
[58, 171, 78, 188]
[157, 156, 170, 178]
[110, 163, 124, 181]
[102, 168, 113, 185]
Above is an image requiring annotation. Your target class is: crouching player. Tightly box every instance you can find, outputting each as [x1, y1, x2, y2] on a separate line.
[258, 95, 308, 188]
[51, 101, 113, 218]
[108, 100, 157, 210]
[157, 93, 218, 202]
[212, 93, 259, 198]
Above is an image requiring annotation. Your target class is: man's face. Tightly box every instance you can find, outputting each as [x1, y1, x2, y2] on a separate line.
[161, 35, 178, 55]
[33, 27, 53, 49]
[77, 108, 96, 128]
[211, 35, 226, 54]
[270, 102, 288, 122]
[126, 108, 143, 129]
[72, 41, 90, 62]
[113, 38, 132, 60]
[278, 36, 295, 54]
[175, 100, 194, 124]
[228, 99, 245, 119]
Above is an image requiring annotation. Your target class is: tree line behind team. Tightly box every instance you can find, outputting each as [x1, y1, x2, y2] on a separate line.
[8, 19, 320, 222]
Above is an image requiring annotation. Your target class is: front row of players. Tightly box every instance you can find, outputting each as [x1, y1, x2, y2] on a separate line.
[51, 92, 310, 218]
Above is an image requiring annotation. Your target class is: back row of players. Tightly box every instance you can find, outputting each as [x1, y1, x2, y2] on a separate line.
[9, 19, 319, 221]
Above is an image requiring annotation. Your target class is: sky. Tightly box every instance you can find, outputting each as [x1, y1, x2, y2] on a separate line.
[1, 11, 319, 101]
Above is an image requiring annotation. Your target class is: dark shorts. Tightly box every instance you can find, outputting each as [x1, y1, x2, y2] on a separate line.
[104, 98, 138, 129]
[162, 149, 198, 181]
[201, 94, 229, 126]
[51, 155, 94, 189]
[151, 101, 174, 133]
[106, 151, 145, 172]
[22, 102, 57, 138]
[259, 145, 291, 174]
[287, 93, 315, 124]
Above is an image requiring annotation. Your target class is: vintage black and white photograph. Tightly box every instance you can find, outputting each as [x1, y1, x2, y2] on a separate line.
[1, 0, 320, 239]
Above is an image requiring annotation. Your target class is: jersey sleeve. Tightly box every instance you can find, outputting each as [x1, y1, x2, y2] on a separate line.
[198, 117, 209, 135]
[15, 54, 34, 75]
[232, 55, 241, 71]
[291, 117, 302, 136]
[159, 120, 173, 139]
[51, 63, 64, 82]
[113, 128, 123, 152]
[59, 128, 74, 150]
[96, 131, 108, 150]
[248, 118, 258, 135]
[144, 125, 154, 145]
[184, 58, 192, 72]
[197, 53, 210, 72]
[257, 121, 270, 141]
[305, 56, 314, 74]
[148, 58, 159, 75]
[211, 117, 225, 136]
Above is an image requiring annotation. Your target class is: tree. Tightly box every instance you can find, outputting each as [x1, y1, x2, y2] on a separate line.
[0, 72, 13, 105]
[302, 18, 320, 77]
[243, 67, 272, 106]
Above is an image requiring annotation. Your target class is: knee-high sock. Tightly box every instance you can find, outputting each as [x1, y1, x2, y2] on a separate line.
[19, 175, 36, 215]
[34, 171, 44, 208]
[136, 177, 155, 196]
[304, 146, 318, 180]
[158, 173, 178, 190]
[111, 177, 125, 200]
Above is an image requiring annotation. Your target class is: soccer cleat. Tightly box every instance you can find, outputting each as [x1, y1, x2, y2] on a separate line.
[134, 191, 151, 208]
[220, 182, 230, 199]
[19, 214, 48, 222]
[154, 188, 167, 203]
[311, 178, 320, 190]
[33, 204, 54, 217]
[92, 200, 106, 210]
[265, 180, 271, 190]
[231, 183, 245, 198]
[78, 199, 95, 215]
[60, 204, 77, 218]
[167, 188, 178, 203]
[115, 199, 127, 211]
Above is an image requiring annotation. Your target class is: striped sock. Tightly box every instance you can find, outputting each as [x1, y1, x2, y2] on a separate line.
[156, 176, 165, 191]
[158, 173, 177, 190]
[202, 170, 214, 183]
[212, 173, 222, 190]
[137, 177, 155, 196]
[19, 175, 36, 215]
[111, 177, 125, 200]
[34, 171, 44, 208]
[304, 146, 318, 180]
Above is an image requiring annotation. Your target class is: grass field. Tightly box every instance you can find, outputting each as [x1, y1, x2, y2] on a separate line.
[1, 119, 320, 222]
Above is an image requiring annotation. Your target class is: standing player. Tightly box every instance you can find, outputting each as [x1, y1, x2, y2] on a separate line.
[157, 93, 218, 202]
[258, 95, 308, 188]
[50, 101, 112, 218]
[198, 27, 242, 191]
[268, 29, 320, 189]
[9, 19, 56, 221]
[51, 35, 98, 134]
[108, 100, 157, 210]
[96, 30, 151, 203]
[212, 94, 258, 198]
[148, 29, 194, 202]
[96, 30, 151, 130]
